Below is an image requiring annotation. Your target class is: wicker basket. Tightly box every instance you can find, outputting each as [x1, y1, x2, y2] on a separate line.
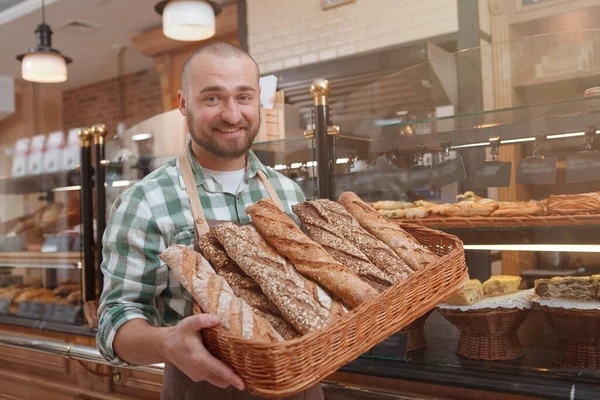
[201, 224, 468, 398]
[537, 305, 600, 369]
[398, 309, 433, 352]
[438, 308, 530, 361]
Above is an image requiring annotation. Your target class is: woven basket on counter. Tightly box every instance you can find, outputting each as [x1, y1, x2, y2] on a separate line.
[398, 309, 433, 352]
[201, 224, 468, 398]
[537, 305, 600, 370]
[438, 307, 530, 361]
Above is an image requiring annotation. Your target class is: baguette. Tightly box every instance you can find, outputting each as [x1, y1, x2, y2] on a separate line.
[160, 245, 282, 342]
[338, 192, 439, 271]
[243, 225, 347, 319]
[199, 232, 299, 339]
[212, 222, 336, 334]
[294, 200, 412, 284]
[293, 201, 394, 289]
[246, 199, 378, 308]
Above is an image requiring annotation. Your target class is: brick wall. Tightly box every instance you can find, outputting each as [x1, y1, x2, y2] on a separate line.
[62, 68, 163, 134]
[248, 0, 458, 74]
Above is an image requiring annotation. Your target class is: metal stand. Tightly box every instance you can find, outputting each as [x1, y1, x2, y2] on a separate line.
[91, 124, 108, 296]
[78, 128, 96, 301]
[305, 79, 339, 200]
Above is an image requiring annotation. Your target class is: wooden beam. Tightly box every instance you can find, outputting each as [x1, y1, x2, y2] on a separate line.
[131, 3, 239, 58]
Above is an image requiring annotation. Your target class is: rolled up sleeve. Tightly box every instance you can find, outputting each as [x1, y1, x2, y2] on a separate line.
[96, 186, 167, 365]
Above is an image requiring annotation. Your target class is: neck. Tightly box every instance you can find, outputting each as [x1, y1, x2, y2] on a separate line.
[191, 141, 247, 171]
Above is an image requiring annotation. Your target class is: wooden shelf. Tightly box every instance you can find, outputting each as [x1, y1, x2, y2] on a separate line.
[0, 252, 80, 269]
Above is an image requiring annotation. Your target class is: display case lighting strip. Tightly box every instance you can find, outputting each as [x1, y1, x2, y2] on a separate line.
[464, 244, 600, 253]
[52, 185, 81, 192]
[451, 130, 600, 150]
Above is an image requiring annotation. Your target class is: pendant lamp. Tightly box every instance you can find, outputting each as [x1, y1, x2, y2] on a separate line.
[16, 0, 71, 83]
[154, 0, 222, 42]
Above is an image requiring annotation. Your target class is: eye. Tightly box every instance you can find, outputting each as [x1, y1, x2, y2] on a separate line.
[205, 95, 219, 103]
[238, 94, 252, 102]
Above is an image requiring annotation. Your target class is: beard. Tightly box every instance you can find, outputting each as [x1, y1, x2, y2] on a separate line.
[186, 111, 260, 160]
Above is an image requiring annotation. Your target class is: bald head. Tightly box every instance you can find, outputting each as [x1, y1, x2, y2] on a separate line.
[181, 42, 260, 94]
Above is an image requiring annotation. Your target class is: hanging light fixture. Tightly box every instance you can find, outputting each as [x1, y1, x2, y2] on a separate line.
[154, 0, 222, 42]
[16, 0, 72, 83]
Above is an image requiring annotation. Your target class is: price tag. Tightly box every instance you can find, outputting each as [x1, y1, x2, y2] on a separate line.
[0, 299, 10, 315]
[431, 157, 466, 188]
[467, 161, 512, 188]
[517, 156, 557, 185]
[368, 332, 409, 360]
[565, 151, 600, 183]
[17, 301, 45, 319]
[43, 304, 82, 324]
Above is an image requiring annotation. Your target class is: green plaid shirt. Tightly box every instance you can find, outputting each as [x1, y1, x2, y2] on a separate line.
[97, 144, 305, 365]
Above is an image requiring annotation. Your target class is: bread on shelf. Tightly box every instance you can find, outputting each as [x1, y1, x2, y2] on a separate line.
[482, 276, 522, 297]
[547, 193, 600, 215]
[444, 279, 484, 306]
[534, 276, 599, 301]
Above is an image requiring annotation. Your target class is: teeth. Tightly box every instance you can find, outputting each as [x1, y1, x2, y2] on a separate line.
[218, 128, 240, 133]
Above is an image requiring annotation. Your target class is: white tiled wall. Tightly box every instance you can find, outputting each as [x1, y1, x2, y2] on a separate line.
[248, 0, 459, 74]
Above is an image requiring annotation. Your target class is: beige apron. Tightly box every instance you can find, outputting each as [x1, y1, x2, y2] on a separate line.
[161, 153, 324, 400]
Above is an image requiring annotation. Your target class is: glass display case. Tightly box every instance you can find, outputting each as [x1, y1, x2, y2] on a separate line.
[0, 140, 86, 331]
[319, 30, 600, 397]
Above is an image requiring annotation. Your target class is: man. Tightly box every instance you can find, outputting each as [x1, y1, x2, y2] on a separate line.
[97, 43, 323, 399]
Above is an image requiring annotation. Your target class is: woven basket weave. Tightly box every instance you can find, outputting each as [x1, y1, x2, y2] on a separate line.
[201, 224, 468, 398]
[398, 309, 433, 352]
[438, 308, 530, 361]
[538, 305, 600, 369]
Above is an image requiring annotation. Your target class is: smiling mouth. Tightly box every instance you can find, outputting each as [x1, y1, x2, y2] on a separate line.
[214, 127, 245, 135]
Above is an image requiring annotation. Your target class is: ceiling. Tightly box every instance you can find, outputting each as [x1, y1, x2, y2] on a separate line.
[0, 0, 164, 90]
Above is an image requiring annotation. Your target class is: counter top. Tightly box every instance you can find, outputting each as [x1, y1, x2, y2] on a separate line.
[340, 310, 600, 400]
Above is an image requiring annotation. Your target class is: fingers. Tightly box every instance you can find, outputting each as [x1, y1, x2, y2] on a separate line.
[204, 370, 231, 389]
[201, 352, 245, 391]
[184, 313, 221, 331]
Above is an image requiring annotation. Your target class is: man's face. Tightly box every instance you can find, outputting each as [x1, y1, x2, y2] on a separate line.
[179, 54, 261, 160]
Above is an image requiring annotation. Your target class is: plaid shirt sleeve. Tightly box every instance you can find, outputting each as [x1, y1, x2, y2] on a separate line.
[96, 185, 168, 366]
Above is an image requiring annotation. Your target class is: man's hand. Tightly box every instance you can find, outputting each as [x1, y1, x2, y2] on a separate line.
[164, 314, 245, 391]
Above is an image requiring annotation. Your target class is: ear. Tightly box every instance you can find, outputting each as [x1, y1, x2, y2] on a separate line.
[177, 89, 187, 116]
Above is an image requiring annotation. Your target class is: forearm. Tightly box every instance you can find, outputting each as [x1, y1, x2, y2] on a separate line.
[113, 319, 174, 366]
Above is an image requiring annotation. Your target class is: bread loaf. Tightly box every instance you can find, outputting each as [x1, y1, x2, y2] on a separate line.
[482, 276, 521, 297]
[246, 199, 378, 308]
[293, 201, 395, 289]
[338, 192, 438, 271]
[534, 276, 598, 301]
[444, 279, 483, 306]
[160, 245, 282, 342]
[547, 193, 600, 215]
[293, 201, 411, 283]
[199, 231, 299, 339]
[213, 222, 337, 334]
[243, 225, 347, 319]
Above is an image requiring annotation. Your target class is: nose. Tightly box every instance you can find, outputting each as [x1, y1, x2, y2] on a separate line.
[220, 97, 241, 125]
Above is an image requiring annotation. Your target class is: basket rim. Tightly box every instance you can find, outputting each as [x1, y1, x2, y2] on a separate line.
[438, 307, 531, 316]
[205, 224, 465, 349]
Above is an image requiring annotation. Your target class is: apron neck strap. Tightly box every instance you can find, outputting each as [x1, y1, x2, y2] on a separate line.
[178, 153, 210, 237]
[178, 152, 286, 236]
[256, 169, 285, 212]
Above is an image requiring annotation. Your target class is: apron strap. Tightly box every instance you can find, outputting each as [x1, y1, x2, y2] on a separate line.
[178, 153, 210, 237]
[178, 152, 286, 236]
[256, 169, 285, 212]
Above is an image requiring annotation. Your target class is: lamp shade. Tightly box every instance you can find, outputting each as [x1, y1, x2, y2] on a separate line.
[21, 52, 67, 83]
[162, 1, 216, 41]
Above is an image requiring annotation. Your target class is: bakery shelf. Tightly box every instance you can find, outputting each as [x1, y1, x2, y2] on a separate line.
[0, 252, 80, 269]
[390, 214, 600, 230]
[0, 170, 81, 195]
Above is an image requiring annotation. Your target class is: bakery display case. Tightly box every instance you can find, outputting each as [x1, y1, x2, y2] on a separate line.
[308, 29, 600, 398]
[0, 136, 87, 332]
